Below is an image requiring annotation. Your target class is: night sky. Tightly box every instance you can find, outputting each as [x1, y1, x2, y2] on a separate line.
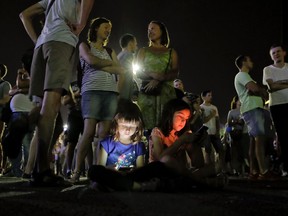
[0, 0, 285, 123]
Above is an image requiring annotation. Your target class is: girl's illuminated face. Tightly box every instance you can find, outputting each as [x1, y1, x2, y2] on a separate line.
[172, 109, 190, 132]
[117, 119, 139, 139]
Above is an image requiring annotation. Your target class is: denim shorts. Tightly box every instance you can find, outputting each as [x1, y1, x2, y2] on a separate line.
[242, 108, 265, 137]
[81, 91, 118, 120]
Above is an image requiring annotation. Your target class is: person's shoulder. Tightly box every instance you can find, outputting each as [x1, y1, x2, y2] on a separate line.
[134, 141, 145, 148]
[138, 47, 148, 53]
[101, 135, 114, 144]
[80, 41, 90, 48]
[263, 64, 274, 71]
[117, 50, 132, 58]
[236, 71, 250, 78]
[151, 127, 164, 137]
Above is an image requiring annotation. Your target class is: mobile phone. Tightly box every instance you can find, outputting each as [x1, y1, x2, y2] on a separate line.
[196, 125, 208, 134]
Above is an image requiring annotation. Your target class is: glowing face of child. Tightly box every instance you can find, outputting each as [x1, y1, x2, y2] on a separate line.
[117, 119, 139, 139]
[172, 109, 191, 132]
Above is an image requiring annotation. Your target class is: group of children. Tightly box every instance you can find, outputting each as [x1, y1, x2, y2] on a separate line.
[86, 98, 227, 192]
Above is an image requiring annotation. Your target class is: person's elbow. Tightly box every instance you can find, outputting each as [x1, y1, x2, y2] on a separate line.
[19, 11, 25, 22]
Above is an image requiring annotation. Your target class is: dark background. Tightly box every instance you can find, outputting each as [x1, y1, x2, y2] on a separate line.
[0, 0, 286, 124]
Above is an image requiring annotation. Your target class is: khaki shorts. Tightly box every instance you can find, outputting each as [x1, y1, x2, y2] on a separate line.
[29, 41, 78, 98]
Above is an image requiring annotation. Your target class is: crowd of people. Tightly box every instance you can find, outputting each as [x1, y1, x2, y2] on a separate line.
[0, 0, 288, 192]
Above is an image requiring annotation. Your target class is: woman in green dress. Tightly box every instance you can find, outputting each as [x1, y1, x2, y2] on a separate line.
[136, 20, 179, 133]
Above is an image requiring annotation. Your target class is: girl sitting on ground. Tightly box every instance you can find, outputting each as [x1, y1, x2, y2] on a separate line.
[88, 99, 227, 191]
[96, 99, 146, 170]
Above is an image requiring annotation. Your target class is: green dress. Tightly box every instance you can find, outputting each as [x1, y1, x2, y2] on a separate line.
[137, 48, 176, 130]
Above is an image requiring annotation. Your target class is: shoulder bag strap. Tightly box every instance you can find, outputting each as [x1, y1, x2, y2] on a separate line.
[164, 48, 172, 73]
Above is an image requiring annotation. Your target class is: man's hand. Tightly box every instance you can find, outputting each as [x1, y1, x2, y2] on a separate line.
[68, 22, 85, 36]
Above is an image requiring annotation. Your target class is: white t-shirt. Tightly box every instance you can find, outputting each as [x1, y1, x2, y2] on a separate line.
[36, 0, 80, 49]
[234, 71, 263, 114]
[10, 94, 34, 112]
[263, 63, 288, 106]
[200, 103, 219, 135]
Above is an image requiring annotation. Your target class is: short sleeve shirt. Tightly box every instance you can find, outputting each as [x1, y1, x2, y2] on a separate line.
[100, 136, 145, 168]
[149, 127, 178, 163]
[200, 104, 219, 135]
[36, 0, 79, 48]
[234, 71, 263, 114]
[263, 63, 288, 106]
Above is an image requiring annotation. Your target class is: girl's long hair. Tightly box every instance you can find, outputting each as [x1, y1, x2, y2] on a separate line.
[159, 98, 191, 137]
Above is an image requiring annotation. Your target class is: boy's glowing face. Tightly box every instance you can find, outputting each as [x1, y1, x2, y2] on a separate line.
[172, 109, 190, 132]
[117, 119, 139, 138]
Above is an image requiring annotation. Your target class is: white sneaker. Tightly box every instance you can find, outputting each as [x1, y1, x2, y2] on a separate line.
[281, 170, 288, 177]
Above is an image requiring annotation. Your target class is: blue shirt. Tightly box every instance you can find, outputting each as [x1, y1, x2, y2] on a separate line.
[100, 136, 145, 168]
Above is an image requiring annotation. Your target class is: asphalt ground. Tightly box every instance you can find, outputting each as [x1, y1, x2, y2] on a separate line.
[0, 176, 288, 216]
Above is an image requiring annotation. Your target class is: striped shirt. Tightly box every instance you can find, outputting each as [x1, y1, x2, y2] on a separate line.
[81, 46, 118, 94]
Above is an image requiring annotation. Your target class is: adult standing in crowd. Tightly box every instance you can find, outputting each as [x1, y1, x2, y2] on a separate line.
[263, 44, 288, 177]
[200, 90, 225, 169]
[2, 69, 34, 177]
[234, 55, 276, 180]
[19, 0, 95, 186]
[62, 82, 84, 179]
[226, 95, 249, 175]
[136, 20, 179, 135]
[117, 33, 139, 101]
[71, 17, 125, 183]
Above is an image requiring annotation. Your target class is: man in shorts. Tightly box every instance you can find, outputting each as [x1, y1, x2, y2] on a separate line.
[234, 55, 277, 180]
[19, 0, 95, 185]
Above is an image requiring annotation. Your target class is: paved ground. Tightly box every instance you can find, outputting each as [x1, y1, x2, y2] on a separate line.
[0, 176, 288, 216]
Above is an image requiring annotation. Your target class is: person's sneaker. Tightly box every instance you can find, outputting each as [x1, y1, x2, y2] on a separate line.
[248, 173, 259, 181]
[281, 170, 288, 177]
[258, 171, 279, 181]
[30, 169, 71, 187]
[2, 170, 16, 177]
[22, 173, 32, 179]
[69, 172, 81, 184]
[64, 171, 72, 179]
